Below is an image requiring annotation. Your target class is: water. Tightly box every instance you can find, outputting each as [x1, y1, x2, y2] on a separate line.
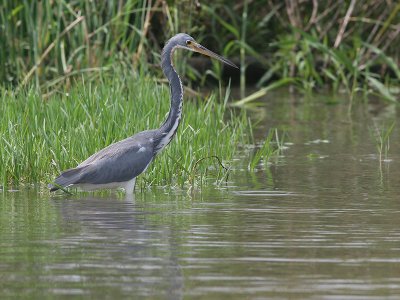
[1, 93, 400, 299]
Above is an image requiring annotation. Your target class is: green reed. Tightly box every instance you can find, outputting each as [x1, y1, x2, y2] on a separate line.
[0, 0, 148, 88]
[2, 0, 398, 106]
[248, 128, 284, 171]
[0, 68, 252, 190]
[371, 121, 396, 163]
[198, 1, 399, 104]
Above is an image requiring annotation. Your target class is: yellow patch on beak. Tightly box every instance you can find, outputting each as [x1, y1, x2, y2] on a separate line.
[189, 42, 238, 68]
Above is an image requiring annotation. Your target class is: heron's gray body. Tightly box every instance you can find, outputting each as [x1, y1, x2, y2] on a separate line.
[49, 33, 236, 194]
[51, 129, 168, 193]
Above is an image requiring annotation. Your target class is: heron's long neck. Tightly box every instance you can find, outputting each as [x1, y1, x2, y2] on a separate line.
[156, 45, 183, 153]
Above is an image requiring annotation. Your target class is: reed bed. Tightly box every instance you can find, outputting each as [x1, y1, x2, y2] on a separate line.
[0, 69, 251, 190]
[1, 0, 399, 102]
[1, 0, 397, 190]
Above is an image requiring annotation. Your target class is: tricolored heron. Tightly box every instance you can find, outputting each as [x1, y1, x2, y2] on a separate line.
[49, 33, 237, 194]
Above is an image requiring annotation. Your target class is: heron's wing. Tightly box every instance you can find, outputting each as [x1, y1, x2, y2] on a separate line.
[49, 165, 90, 191]
[77, 136, 154, 185]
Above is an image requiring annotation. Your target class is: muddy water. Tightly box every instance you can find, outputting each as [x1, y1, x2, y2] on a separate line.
[1, 93, 400, 299]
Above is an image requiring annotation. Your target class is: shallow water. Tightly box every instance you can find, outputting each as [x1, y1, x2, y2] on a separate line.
[1, 93, 400, 299]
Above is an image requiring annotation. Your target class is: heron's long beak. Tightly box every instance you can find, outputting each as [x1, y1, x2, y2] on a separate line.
[190, 42, 238, 68]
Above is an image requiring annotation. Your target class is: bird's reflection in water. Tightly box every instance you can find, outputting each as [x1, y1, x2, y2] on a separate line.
[51, 194, 183, 299]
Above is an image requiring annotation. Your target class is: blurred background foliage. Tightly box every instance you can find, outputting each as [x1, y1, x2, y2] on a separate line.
[0, 0, 399, 101]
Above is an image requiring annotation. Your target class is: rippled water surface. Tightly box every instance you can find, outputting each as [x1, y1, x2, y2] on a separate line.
[1, 94, 400, 299]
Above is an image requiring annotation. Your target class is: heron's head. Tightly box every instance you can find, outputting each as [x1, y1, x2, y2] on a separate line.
[169, 33, 238, 68]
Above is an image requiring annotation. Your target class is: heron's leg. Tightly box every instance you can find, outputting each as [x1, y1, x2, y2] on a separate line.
[125, 192, 135, 202]
[124, 177, 136, 195]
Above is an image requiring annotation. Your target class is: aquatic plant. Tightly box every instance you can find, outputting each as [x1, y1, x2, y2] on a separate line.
[371, 121, 396, 162]
[1, 0, 398, 102]
[0, 69, 251, 189]
[199, 1, 400, 103]
[249, 129, 283, 171]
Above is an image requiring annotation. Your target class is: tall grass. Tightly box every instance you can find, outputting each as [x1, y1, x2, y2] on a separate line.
[0, 67, 251, 190]
[0, 0, 151, 89]
[1, 0, 398, 103]
[371, 121, 396, 163]
[267, 30, 400, 101]
[197, 1, 400, 103]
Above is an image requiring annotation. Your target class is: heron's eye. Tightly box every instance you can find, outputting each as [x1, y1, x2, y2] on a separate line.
[186, 40, 192, 46]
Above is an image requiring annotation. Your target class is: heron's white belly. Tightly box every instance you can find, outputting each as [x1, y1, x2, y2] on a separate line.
[75, 177, 136, 194]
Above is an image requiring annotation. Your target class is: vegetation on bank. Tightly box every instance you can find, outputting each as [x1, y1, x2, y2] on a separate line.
[0, 0, 399, 101]
[0, 0, 398, 189]
[0, 69, 251, 189]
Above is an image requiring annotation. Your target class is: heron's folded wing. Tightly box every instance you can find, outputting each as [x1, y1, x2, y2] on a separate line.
[49, 165, 90, 191]
[78, 142, 154, 184]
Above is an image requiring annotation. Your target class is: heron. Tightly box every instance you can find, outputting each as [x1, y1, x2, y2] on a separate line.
[49, 33, 237, 194]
